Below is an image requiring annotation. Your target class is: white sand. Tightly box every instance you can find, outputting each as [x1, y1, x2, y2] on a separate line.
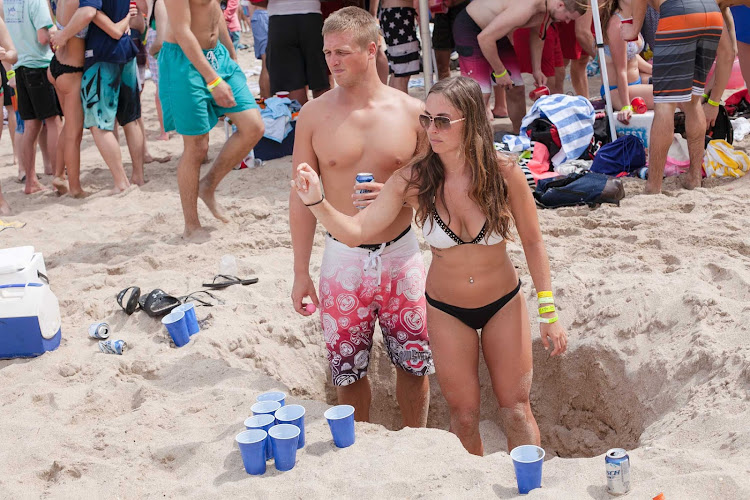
[0, 33, 749, 498]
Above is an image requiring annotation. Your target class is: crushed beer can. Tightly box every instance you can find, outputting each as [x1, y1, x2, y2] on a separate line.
[99, 339, 127, 355]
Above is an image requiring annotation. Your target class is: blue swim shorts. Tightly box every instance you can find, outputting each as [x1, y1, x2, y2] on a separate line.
[81, 59, 141, 130]
[158, 41, 258, 136]
[251, 9, 268, 60]
[731, 6, 750, 45]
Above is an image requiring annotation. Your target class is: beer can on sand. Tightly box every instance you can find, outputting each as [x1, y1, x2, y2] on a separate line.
[355, 173, 374, 210]
[99, 339, 127, 355]
[88, 322, 110, 339]
[606, 448, 631, 495]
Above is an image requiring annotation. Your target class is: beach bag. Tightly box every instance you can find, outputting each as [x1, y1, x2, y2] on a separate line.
[706, 105, 733, 144]
[534, 172, 625, 208]
[526, 118, 562, 159]
[703, 140, 750, 178]
[590, 135, 646, 176]
[724, 89, 750, 117]
[578, 112, 612, 160]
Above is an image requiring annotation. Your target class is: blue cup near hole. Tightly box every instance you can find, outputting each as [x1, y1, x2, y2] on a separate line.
[510, 445, 545, 494]
[256, 391, 286, 407]
[268, 424, 300, 471]
[324, 404, 355, 448]
[251, 400, 281, 417]
[274, 404, 305, 448]
[174, 303, 199, 335]
[244, 413, 275, 460]
[161, 310, 190, 347]
[236, 429, 267, 475]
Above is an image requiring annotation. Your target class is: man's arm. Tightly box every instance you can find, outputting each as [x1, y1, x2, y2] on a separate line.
[289, 102, 322, 316]
[50, 4, 96, 49]
[0, 16, 17, 65]
[529, 31, 546, 86]
[164, 0, 235, 107]
[575, 10, 595, 58]
[369, 0, 379, 17]
[622, 0, 647, 41]
[91, 6, 133, 40]
[705, 13, 737, 128]
[477, 5, 538, 83]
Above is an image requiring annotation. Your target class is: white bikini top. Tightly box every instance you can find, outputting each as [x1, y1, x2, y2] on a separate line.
[422, 210, 504, 249]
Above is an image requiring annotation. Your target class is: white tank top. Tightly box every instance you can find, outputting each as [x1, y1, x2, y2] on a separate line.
[268, 0, 321, 16]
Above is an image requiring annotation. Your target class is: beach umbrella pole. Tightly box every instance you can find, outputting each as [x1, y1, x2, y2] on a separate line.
[590, 0, 619, 142]
[418, 0, 433, 95]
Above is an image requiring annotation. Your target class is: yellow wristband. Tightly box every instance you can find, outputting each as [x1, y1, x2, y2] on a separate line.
[493, 69, 508, 79]
[538, 296, 555, 304]
[537, 291, 553, 298]
[207, 77, 223, 92]
[707, 98, 720, 107]
[621, 105, 633, 112]
[538, 305, 556, 315]
[538, 315, 559, 324]
[6, 70, 15, 79]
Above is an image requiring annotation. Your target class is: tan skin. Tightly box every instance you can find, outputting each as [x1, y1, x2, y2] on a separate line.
[292, 92, 567, 455]
[0, 10, 16, 215]
[289, 30, 429, 426]
[466, 0, 582, 130]
[163, 0, 263, 241]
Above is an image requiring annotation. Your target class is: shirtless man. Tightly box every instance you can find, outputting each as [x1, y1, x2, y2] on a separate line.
[370, 0, 420, 93]
[162, 0, 264, 241]
[290, 7, 433, 425]
[453, 0, 586, 132]
[623, 0, 724, 193]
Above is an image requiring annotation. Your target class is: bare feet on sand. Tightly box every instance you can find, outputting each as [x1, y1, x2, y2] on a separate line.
[25, 180, 48, 194]
[644, 180, 662, 195]
[198, 182, 230, 223]
[680, 172, 702, 190]
[144, 154, 171, 164]
[102, 183, 133, 196]
[157, 132, 170, 141]
[69, 189, 91, 199]
[52, 176, 69, 195]
[182, 226, 211, 243]
[0, 200, 11, 215]
[130, 176, 147, 186]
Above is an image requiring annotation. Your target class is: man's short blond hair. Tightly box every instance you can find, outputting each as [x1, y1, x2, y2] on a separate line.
[322, 6, 379, 50]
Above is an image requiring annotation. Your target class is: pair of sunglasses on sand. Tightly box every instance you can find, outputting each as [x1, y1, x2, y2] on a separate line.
[419, 114, 465, 131]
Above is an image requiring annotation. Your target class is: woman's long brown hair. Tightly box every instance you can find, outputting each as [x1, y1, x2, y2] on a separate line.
[600, 0, 620, 44]
[404, 76, 514, 242]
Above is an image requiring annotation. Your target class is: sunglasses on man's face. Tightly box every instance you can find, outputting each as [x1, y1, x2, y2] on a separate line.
[419, 114, 466, 131]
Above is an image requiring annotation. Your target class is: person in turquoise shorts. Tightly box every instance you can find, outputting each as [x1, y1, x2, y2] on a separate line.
[161, 0, 264, 241]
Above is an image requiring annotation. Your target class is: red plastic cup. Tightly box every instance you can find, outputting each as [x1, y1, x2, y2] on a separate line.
[529, 86, 550, 101]
[129, 1, 137, 11]
[631, 97, 647, 114]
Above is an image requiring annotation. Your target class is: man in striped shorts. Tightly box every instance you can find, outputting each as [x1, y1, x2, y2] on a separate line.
[375, 0, 421, 93]
[623, 0, 724, 194]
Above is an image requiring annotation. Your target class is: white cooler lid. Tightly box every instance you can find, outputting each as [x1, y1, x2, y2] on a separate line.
[0, 246, 35, 275]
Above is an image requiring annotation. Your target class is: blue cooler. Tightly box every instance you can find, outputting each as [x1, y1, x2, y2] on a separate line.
[0, 246, 62, 359]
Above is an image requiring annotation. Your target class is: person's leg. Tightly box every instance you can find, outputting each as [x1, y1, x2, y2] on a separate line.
[646, 102, 677, 194]
[39, 124, 53, 175]
[90, 127, 131, 193]
[376, 47, 389, 85]
[551, 66, 565, 95]
[435, 50, 452, 80]
[122, 119, 146, 185]
[259, 54, 271, 98]
[154, 91, 169, 140]
[570, 55, 590, 97]
[681, 94, 707, 189]
[481, 291, 541, 451]
[0, 183, 10, 215]
[20, 119, 45, 194]
[58, 74, 86, 197]
[177, 134, 210, 239]
[336, 377, 372, 423]
[506, 86, 526, 134]
[6, 106, 17, 164]
[395, 369, 430, 428]
[389, 75, 410, 93]
[14, 117, 24, 180]
[426, 304, 483, 455]
[738, 41, 750, 90]
[199, 107, 264, 222]
[47, 115, 68, 194]
[492, 86, 508, 118]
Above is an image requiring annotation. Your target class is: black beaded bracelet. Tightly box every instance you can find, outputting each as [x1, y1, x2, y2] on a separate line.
[305, 194, 325, 207]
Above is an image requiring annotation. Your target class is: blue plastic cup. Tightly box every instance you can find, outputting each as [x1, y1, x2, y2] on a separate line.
[244, 414, 276, 460]
[161, 310, 190, 347]
[251, 400, 281, 416]
[324, 405, 355, 448]
[268, 424, 300, 472]
[274, 404, 305, 449]
[256, 391, 286, 407]
[174, 303, 199, 336]
[510, 445, 545, 494]
[236, 429, 267, 475]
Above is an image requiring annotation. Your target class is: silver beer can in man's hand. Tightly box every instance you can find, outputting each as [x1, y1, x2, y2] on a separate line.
[355, 173, 374, 210]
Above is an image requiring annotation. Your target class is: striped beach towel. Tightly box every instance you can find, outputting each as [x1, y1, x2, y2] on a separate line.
[520, 94, 595, 167]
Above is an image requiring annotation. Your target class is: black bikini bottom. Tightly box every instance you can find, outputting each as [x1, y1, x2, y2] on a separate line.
[49, 55, 83, 80]
[425, 280, 522, 330]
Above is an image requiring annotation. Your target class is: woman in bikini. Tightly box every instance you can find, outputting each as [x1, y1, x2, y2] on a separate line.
[48, 3, 132, 197]
[292, 76, 567, 456]
[600, 0, 654, 123]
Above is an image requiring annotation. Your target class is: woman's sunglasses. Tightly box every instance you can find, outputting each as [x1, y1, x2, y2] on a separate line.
[419, 114, 466, 131]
